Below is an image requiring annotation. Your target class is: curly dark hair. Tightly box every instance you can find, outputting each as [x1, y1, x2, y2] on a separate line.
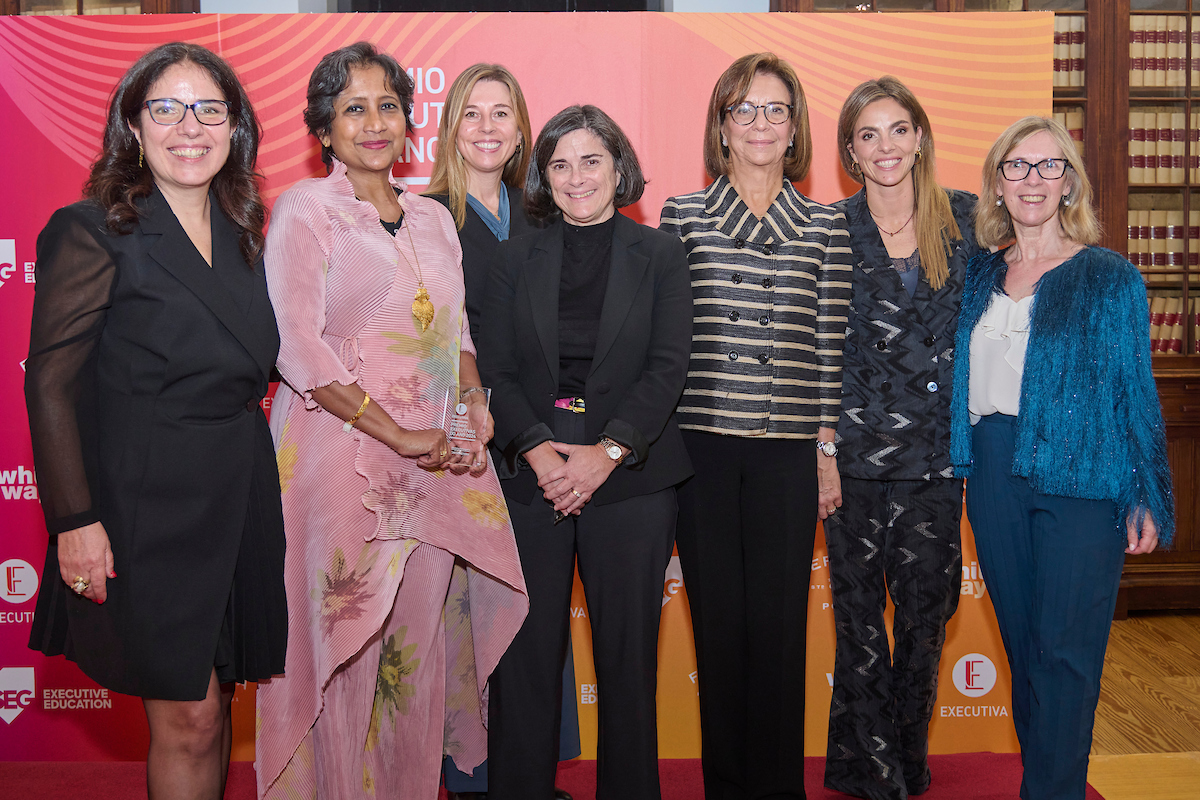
[303, 42, 415, 168]
[85, 42, 267, 267]
[524, 105, 645, 223]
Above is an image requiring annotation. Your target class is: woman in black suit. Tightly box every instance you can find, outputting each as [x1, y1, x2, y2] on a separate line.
[822, 76, 979, 800]
[427, 63, 536, 342]
[479, 105, 693, 800]
[24, 43, 285, 800]
[426, 62, 578, 800]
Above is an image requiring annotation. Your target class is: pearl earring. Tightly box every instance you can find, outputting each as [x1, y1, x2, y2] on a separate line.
[996, 196, 1003, 207]
[1062, 196, 1071, 207]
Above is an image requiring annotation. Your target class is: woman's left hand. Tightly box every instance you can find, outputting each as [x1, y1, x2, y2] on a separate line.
[1125, 510, 1160, 554]
[538, 441, 617, 515]
[817, 453, 842, 521]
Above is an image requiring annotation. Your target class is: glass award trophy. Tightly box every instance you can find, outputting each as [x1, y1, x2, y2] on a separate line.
[441, 386, 490, 456]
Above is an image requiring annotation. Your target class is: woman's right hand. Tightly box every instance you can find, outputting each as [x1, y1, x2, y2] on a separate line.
[394, 428, 451, 469]
[523, 441, 568, 492]
[57, 521, 115, 604]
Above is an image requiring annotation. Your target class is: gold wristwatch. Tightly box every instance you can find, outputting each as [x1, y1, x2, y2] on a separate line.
[598, 436, 627, 466]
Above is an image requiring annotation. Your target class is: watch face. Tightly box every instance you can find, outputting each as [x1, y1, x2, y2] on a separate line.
[606, 444, 622, 459]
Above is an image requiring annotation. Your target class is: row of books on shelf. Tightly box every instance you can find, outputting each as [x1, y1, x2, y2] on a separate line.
[1053, 16, 1085, 89]
[1126, 208, 1199, 274]
[1148, 295, 1198, 354]
[1128, 109, 1200, 184]
[1130, 15, 1199, 89]
[1051, 108, 1085, 156]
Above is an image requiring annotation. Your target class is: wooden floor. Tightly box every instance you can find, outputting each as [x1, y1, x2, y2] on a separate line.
[1086, 610, 1200, 799]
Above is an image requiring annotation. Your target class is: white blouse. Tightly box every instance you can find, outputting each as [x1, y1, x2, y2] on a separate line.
[968, 292, 1033, 424]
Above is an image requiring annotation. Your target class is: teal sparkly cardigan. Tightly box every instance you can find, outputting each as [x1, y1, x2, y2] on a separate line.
[950, 247, 1175, 543]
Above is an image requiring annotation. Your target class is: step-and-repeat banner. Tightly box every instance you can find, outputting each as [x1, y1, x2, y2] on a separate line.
[0, 11, 1050, 762]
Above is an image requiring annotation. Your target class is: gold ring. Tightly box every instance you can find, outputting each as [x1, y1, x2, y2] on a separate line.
[71, 576, 89, 595]
[571, 489, 583, 498]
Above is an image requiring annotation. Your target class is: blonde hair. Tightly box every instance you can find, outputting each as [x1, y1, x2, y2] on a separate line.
[703, 53, 811, 183]
[975, 115, 1100, 250]
[427, 63, 532, 230]
[837, 76, 960, 291]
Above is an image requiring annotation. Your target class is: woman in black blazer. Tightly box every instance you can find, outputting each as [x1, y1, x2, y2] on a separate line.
[426, 62, 578, 800]
[822, 77, 979, 800]
[478, 105, 693, 800]
[24, 43, 285, 799]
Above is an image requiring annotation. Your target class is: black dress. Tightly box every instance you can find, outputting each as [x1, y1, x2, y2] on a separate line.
[25, 190, 287, 701]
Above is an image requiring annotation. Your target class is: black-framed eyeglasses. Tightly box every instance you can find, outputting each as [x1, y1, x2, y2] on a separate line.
[143, 98, 231, 126]
[725, 102, 793, 126]
[998, 158, 1071, 181]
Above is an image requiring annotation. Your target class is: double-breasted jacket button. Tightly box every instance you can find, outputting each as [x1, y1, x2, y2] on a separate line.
[759, 314, 770, 326]
[246, 399, 259, 412]
[757, 354, 769, 365]
[729, 310, 740, 321]
[876, 340, 888, 351]
[731, 273, 742, 284]
[734, 238, 746, 248]
[761, 277, 774, 288]
[881, 381, 892, 392]
[763, 243, 774, 255]
[729, 351, 739, 361]
[926, 381, 939, 393]
[923, 335, 936, 347]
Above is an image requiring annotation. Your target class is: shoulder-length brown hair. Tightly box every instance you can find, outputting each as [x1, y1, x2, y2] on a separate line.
[703, 53, 811, 183]
[975, 115, 1100, 250]
[524, 105, 644, 223]
[85, 42, 267, 267]
[837, 76, 960, 291]
[427, 63, 533, 230]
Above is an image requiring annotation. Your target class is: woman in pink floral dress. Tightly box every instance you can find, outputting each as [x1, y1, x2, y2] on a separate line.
[255, 43, 527, 799]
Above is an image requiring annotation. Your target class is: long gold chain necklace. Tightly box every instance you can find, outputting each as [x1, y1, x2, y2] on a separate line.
[393, 211, 435, 332]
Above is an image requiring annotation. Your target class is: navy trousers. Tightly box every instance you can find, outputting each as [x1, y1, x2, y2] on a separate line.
[965, 415, 1126, 800]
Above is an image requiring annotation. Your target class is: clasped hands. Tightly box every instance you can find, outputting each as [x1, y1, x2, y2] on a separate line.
[527, 440, 618, 517]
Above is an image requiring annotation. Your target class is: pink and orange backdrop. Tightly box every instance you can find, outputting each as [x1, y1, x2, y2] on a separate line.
[0, 11, 1051, 763]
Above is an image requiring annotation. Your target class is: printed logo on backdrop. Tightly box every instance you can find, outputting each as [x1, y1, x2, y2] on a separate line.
[1, 465, 38, 500]
[1, 558, 38, 605]
[42, 686, 112, 710]
[663, 555, 682, 607]
[0, 240, 34, 287]
[396, 67, 445, 185]
[942, 653, 1008, 719]
[961, 560, 988, 599]
[0, 666, 35, 724]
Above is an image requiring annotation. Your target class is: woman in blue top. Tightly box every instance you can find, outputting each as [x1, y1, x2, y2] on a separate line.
[952, 115, 1173, 800]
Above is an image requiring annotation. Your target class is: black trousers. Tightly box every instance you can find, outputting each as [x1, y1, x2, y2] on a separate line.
[676, 430, 818, 800]
[823, 476, 963, 800]
[488, 409, 676, 800]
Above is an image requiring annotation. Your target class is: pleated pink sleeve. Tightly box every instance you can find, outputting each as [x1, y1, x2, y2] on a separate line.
[265, 187, 357, 404]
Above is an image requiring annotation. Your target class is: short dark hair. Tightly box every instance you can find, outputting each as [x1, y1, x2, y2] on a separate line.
[85, 42, 266, 266]
[524, 105, 644, 222]
[303, 42, 415, 167]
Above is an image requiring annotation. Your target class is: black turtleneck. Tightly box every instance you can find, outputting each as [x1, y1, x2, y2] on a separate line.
[558, 214, 617, 397]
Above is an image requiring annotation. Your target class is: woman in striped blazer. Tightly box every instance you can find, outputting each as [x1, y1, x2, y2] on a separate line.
[659, 52, 852, 800]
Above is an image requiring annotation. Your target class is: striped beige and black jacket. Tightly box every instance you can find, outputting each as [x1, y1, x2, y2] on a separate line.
[660, 175, 852, 438]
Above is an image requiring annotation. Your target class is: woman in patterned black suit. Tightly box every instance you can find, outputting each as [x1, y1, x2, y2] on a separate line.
[821, 77, 979, 800]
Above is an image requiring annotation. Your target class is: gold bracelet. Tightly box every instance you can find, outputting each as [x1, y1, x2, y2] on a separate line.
[343, 393, 371, 433]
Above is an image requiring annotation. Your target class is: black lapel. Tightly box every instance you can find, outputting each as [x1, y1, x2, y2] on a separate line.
[139, 189, 276, 380]
[590, 214, 649, 377]
[525, 221, 563, 386]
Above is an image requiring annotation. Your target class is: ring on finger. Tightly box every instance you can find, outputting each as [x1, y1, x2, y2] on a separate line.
[571, 489, 583, 498]
[71, 576, 89, 595]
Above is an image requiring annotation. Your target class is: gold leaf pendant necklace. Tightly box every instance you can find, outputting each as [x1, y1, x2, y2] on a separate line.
[393, 211, 435, 333]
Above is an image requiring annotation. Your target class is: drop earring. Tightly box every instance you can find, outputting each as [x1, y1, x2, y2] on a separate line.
[996, 196, 1003, 207]
[138, 143, 143, 169]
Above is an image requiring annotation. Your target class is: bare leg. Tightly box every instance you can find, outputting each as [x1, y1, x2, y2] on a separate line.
[219, 682, 234, 796]
[144, 669, 232, 800]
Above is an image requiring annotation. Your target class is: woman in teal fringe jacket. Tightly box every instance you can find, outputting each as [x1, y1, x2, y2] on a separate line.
[951, 116, 1173, 800]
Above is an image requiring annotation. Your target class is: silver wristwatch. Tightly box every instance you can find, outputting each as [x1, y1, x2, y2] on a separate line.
[816, 440, 838, 457]
[598, 437, 626, 465]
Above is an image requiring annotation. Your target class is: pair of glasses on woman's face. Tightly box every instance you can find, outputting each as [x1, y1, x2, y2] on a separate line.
[998, 158, 1071, 181]
[143, 98, 231, 126]
[725, 101, 793, 126]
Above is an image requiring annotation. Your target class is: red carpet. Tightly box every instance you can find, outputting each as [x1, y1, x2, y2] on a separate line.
[0, 754, 1104, 799]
